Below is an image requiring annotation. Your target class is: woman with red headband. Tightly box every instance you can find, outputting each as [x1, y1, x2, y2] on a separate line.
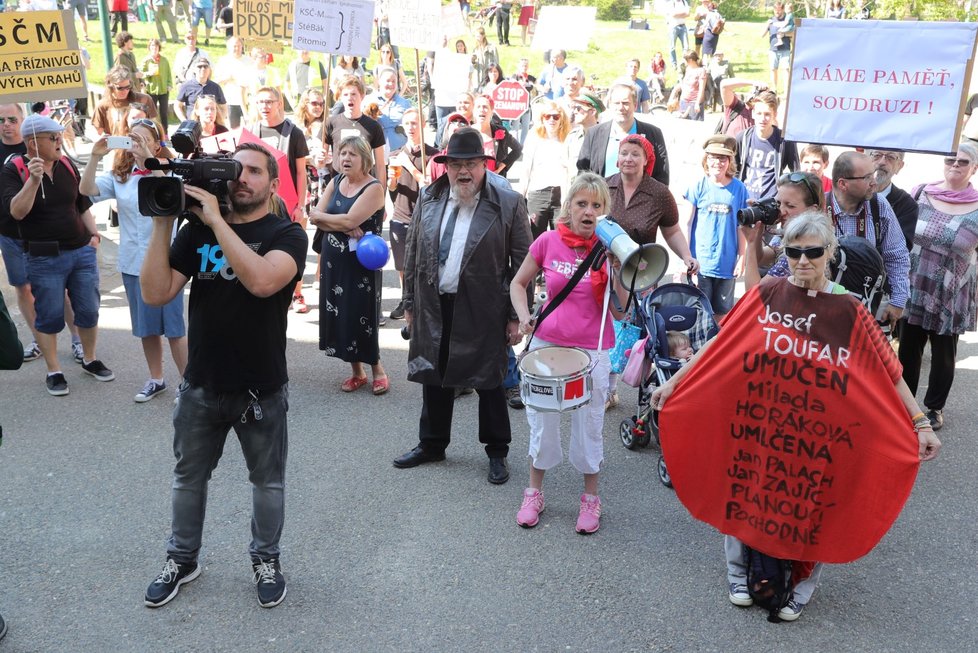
[604, 133, 698, 408]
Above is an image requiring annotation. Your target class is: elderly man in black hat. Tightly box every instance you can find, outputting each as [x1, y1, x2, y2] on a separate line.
[394, 127, 532, 484]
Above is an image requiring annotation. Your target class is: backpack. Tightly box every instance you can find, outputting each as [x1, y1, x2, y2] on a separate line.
[10, 154, 79, 184]
[712, 15, 725, 35]
[831, 234, 889, 317]
[744, 546, 794, 622]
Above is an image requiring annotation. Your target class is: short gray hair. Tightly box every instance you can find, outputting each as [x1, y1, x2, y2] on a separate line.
[957, 141, 978, 163]
[782, 210, 838, 262]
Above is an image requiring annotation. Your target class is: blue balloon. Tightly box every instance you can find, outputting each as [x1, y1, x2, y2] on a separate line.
[356, 233, 390, 270]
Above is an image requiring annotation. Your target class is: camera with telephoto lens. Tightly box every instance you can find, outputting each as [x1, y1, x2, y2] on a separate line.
[137, 121, 242, 219]
[736, 197, 781, 227]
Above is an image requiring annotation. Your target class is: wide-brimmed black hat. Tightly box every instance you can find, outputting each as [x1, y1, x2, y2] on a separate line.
[433, 127, 494, 163]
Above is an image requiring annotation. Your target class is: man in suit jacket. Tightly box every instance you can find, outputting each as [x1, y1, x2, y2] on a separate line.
[576, 83, 670, 186]
[395, 128, 532, 485]
[869, 148, 919, 251]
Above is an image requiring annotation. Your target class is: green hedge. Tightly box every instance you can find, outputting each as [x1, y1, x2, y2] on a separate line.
[595, 0, 633, 21]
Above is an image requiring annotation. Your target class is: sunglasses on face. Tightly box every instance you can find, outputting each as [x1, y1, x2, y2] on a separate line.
[784, 245, 826, 260]
[542, 113, 560, 121]
[309, 101, 324, 106]
[114, 84, 132, 91]
[944, 157, 973, 168]
[779, 171, 819, 207]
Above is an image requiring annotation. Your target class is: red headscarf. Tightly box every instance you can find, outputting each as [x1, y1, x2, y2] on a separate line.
[620, 134, 656, 177]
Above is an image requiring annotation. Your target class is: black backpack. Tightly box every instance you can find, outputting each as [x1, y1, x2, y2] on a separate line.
[745, 546, 794, 622]
[831, 234, 889, 317]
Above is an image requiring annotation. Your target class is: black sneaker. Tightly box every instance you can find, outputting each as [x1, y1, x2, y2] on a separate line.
[389, 301, 405, 320]
[926, 409, 944, 431]
[46, 372, 69, 396]
[23, 342, 41, 362]
[505, 386, 524, 409]
[81, 359, 115, 382]
[252, 558, 287, 608]
[144, 559, 201, 607]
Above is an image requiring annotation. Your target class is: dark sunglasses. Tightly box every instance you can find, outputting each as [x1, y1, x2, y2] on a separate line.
[542, 113, 561, 121]
[944, 157, 973, 168]
[779, 171, 818, 207]
[129, 118, 160, 139]
[114, 84, 132, 91]
[784, 245, 826, 260]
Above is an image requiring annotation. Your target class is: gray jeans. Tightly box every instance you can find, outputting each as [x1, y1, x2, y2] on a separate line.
[724, 535, 824, 605]
[166, 382, 289, 565]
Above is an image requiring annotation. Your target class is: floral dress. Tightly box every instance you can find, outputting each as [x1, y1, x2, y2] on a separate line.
[318, 175, 384, 363]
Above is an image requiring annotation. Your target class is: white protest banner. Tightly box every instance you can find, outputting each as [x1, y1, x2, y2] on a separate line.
[0, 10, 86, 103]
[430, 51, 471, 95]
[292, 0, 374, 56]
[441, 3, 467, 39]
[785, 19, 978, 154]
[387, 0, 442, 51]
[530, 6, 596, 52]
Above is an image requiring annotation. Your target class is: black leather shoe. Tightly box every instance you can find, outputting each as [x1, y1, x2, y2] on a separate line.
[926, 409, 944, 431]
[488, 457, 510, 484]
[393, 446, 446, 468]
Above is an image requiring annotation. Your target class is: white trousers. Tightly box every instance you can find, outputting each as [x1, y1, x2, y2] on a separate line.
[525, 338, 610, 475]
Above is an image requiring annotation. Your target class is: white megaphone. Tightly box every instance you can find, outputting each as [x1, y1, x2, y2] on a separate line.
[594, 216, 669, 292]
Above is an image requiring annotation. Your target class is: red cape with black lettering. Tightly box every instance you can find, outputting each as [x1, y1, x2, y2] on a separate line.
[659, 278, 920, 564]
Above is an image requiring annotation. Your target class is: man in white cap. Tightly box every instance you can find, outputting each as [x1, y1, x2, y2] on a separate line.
[0, 114, 113, 396]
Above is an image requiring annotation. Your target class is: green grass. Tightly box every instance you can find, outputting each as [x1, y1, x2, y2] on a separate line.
[81, 14, 772, 91]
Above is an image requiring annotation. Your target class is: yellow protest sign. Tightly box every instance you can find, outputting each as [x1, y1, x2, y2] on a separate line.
[0, 10, 86, 103]
[235, 0, 294, 44]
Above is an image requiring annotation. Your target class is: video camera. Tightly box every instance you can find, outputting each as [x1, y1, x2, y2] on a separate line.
[137, 121, 242, 218]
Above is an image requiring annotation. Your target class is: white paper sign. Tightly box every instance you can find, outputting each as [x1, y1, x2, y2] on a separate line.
[387, 0, 443, 51]
[530, 6, 597, 52]
[291, 0, 375, 56]
[785, 19, 978, 154]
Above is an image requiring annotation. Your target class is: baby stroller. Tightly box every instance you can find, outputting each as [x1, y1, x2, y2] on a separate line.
[618, 278, 720, 488]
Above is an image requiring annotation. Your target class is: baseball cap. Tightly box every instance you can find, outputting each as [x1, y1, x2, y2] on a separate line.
[20, 114, 65, 138]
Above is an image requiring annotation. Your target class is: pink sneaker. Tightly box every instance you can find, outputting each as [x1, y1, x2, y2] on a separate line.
[575, 494, 601, 534]
[516, 488, 545, 528]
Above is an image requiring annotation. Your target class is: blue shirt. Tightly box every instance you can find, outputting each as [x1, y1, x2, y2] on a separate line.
[603, 121, 638, 177]
[686, 176, 749, 278]
[369, 92, 412, 152]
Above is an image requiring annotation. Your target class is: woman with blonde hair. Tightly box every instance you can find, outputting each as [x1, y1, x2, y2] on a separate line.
[520, 101, 571, 239]
[190, 95, 228, 137]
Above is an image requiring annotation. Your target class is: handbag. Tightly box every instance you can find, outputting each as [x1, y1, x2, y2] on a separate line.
[609, 318, 641, 374]
[620, 335, 651, 388]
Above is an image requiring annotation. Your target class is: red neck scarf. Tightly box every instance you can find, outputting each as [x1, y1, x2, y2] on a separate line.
[557, 223, 609, 306]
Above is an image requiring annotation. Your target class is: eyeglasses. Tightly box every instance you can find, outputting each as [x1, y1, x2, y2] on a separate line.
[542, 113, 561, 121]
[706, 154, 730, 163]
[0, 117, 19, 124]
[37, 134, 63, 143]
[944, 157, 973, 168]
[129, 118, 160, 138]
[870, 152, 902, 163]
[309, 101, 324, 107]
[842, 172, 874, 183]
[784, 245, 826, 260]
[113, 84, 132, 91]
[446, 159, 483, 171]
[779, 171, 819, 207]
[572, 105, 591, 113]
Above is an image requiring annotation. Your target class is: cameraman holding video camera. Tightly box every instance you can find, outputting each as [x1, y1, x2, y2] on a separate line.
[139, 141, 308, 609]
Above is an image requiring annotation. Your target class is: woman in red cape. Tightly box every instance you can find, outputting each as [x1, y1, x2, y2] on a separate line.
[650, 211, 940, 622]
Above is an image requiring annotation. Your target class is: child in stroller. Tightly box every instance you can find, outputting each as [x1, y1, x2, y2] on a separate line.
[618, 280, 719, 487]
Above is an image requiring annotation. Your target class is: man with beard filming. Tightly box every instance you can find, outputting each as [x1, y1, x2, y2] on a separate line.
[140, 141, 308, 609]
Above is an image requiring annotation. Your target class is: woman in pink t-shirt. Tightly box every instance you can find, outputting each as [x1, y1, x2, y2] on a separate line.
[510, 172, 630, 535]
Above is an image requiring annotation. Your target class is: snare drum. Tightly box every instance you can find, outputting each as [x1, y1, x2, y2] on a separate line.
[518, 346, 593, 412]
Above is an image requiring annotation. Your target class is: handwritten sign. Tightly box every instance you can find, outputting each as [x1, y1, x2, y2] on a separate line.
[659, 281, 920, 564]
[530, 6, 596, 52]
[235, 0, 294, 44]
[387, 0, 442, 51]
[785, 19, 978, 154]
[292, 0, 374, 56]
[0, 10, 86, 103]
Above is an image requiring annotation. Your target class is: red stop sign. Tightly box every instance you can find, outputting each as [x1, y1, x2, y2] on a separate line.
[491, 79, 530, 121]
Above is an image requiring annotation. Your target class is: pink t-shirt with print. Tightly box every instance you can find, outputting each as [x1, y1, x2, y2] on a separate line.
[530, 231, 615, 350]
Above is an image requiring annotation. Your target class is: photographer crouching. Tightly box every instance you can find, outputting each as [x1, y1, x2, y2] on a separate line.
[139, 141, 308, 609]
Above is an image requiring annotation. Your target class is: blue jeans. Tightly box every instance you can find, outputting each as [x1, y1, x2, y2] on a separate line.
[504, 346, 519, 389]
[27, 245, 100, 333]
[669, 23, 688, 69]
[166, 382, 289, 565]
[434, 105, 455, 148]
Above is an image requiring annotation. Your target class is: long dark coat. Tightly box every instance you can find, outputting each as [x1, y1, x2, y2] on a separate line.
[403, 171, 531, 388]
